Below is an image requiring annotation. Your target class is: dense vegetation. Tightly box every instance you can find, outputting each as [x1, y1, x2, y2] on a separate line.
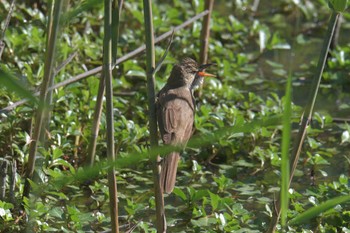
[1, 0, 350, 232]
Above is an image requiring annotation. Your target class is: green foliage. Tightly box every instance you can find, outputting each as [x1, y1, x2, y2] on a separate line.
[0, 68, 39, 105]
[328, 0, 348, 12]
[0, 201, 14, 221]
[0, 0, 350, 232]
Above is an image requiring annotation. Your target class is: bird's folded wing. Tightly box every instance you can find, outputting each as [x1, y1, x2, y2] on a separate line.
[161, 104, 179, 144]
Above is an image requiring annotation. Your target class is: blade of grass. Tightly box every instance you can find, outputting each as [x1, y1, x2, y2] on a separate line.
[280, 74, 292, 228]
[289, 195, 350, 225]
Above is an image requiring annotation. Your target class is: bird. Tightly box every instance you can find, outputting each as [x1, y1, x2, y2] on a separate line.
[156, 57, 215, 193]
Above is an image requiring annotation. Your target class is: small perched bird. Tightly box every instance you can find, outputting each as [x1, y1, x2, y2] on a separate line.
[156, 57, 215, 193]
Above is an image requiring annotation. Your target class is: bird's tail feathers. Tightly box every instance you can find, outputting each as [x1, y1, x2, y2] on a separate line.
[160, 152, 180, 194]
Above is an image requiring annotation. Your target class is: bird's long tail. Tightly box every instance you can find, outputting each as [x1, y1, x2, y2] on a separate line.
[160, 152, 180, 194]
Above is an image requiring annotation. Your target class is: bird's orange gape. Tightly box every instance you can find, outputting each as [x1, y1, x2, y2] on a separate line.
[197, 71, 216, 77]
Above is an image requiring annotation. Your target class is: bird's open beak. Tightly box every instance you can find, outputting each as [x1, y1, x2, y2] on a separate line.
[197, 71, 216, 77]
[198, 63, 216, 77]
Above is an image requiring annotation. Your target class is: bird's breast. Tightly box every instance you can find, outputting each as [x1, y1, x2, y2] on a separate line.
[159, 87, 195, 112]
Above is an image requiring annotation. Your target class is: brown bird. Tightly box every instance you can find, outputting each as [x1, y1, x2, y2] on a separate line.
[156, 57, 215, 193]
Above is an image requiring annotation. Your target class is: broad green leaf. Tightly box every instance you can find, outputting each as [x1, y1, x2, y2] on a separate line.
[173, 187, 187, 201]
[328, 0, 348, 12]
[209, 191, 219, 211]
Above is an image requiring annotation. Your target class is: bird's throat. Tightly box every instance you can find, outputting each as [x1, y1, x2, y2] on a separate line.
[190, 76, 203, 90]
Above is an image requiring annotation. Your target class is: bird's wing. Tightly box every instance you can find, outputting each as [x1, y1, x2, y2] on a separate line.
[157, 88, 195, 145]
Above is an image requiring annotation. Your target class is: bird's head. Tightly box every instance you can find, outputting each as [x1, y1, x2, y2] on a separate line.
[167, 57, 215, 89]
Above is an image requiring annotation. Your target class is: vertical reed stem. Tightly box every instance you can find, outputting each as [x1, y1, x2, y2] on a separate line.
[199, 0, 214, 64]
[23, 0, 62, 200]
[197, 0, 214, 97]
[143, 0, 165, 232]
[86, 0, 123, 167]
[104, 0, 119, 232]
[0, 0, 16, 59]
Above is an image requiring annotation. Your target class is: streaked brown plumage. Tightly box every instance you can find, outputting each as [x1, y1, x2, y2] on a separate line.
[156, 58, 215, 193]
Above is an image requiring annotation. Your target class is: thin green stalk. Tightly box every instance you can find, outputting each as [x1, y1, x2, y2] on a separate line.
[143, 0, 165, 232]
[197, 0, 214, 97]
[23, 0, 63, 200]
[152, 30, 174, 76]
[41, 0, 59, 145]
[104, 0, 119, 232]
[199, 0, 214, 64]
[0, 160, 8, 200]
[112, 0, 122, 63]
[143, 3, 157, 145]
[41, 0, 71, 145]
[0, 0, 16, 59]
[86, 0, 123, 167]
[86, 75, 105, 166]
[289, 12, 339, 185]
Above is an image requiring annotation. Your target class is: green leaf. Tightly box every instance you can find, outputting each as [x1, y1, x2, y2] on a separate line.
[0, 201, 13, 210]
[0, 201, 14, 221]
[192, 189, 208, 202]
[173, 187, 187, 201]
[49, 207, 64, 219]
[328, 0, 348, 12]
[209, 191, 219, 211]
[47, 191, 69, 200]
[52, 148, 63, 160]
[125, 70, 146, 78]
[191, 216, 216, 227]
